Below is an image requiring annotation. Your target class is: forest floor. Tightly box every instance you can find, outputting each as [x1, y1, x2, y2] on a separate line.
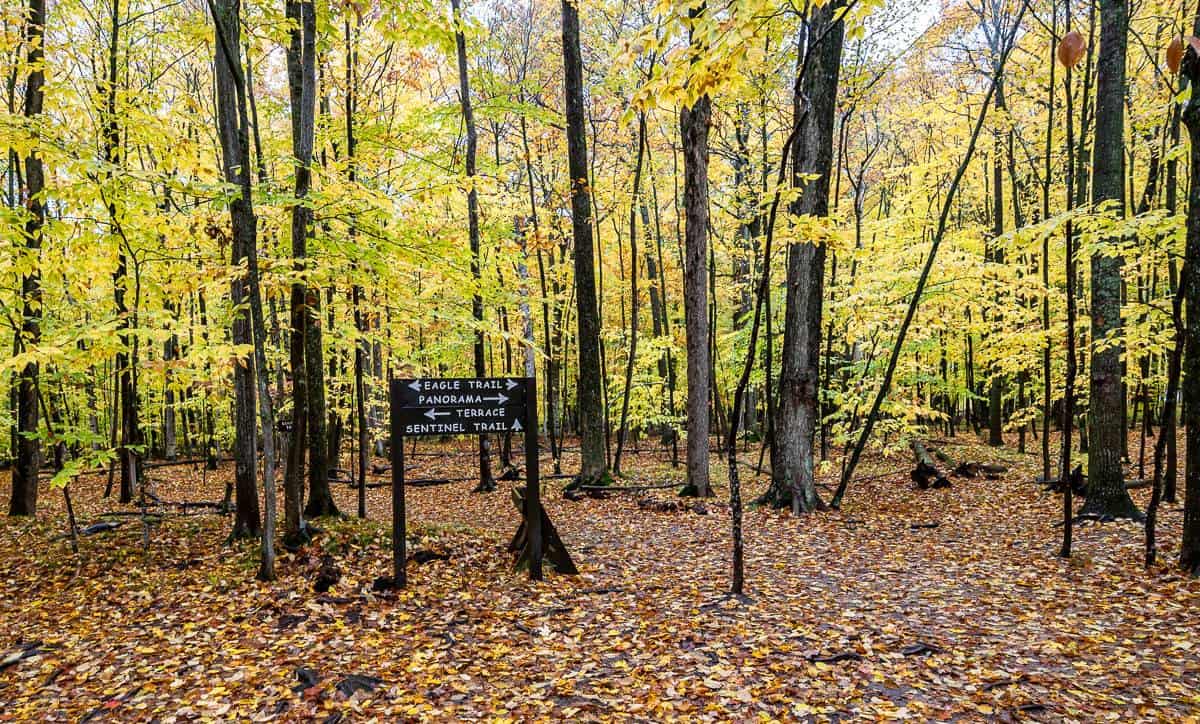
[1, 433, 1198, 722]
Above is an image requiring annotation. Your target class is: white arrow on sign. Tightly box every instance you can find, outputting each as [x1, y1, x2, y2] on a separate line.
[506, 379, 519, 390]
[408, 380, 422, 392]
[423, 408, 451, 420]
[511, 418, 523, 432]
[482, 394, 509, 404]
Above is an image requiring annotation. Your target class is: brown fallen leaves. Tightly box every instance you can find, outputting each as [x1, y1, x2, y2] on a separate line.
[1, 434, 1199, 721]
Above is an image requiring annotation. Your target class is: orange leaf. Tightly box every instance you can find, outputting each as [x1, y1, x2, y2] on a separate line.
[1057, 31, 1086, 69]
[1167, 36, 1185, 74]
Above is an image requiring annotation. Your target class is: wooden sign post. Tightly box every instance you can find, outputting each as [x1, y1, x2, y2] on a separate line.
[388, 377, 543, 586]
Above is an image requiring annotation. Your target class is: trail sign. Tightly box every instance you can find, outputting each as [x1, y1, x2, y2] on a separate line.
[393, 377, 528, 437]
[395, 377, 528, 407]
[388, 377, 545, 587]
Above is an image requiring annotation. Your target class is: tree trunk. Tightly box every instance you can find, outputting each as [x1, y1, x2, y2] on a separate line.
[987, 74, 1006, 448]
[1165, 100, 1182, 505]
[1178, 39, 1200, 575]
[1041, 10, 1057, 483]
[103, 0, 139, 504]
[613, 113, 646, 475]
[210, 0, 261, 538]
[303, 288, 336, 517]
[680, 94, 711, 497]
[1083, 0, 1138, 520]
[772, 0, 845, 513]
[561, 0, 607, 485]
[9, 0, 45, 517]
[344, 14, 367, 518]
[678, 3, 714, 498]
[1060, 11, 1080, 557]
[163, 322, 178, 460]
[283, 0, 317, 542]
[452, 0, 495, 493]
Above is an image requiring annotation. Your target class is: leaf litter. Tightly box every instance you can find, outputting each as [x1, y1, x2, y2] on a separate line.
[0, 436, 1198, 720]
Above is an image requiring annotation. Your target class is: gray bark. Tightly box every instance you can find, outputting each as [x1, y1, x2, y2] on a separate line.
[772, 1, 845, 513]
[561, 0, 607, 484]
[1082, 0, 1138, 519]
[210, 0, 265, 539]
[9, 0, 45, 516]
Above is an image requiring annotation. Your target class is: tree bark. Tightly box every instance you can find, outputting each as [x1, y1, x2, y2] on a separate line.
[1083, 0, 1138, 519]
[283, 0, 316, 542]
[345, 13, 368, 518]
[1165, 100, 1182, 503]
[1040, 10, 1056, 483]
[1060, 7, 1080, 558]
[210, 0, 262, 539]
[163, 316, 178, 460]
[987, 74, 1006, 448]
[100, 0, 140, 504]
[302, 290, 335, 517]
[771, 0, 845, 513]
[1179, 38, 1200, 575]
[561, 0, 607, 485]
[613, 113, 646, 475]
[9, 0, 45, 517]
[452, 0, 495, 493]
[680, 86, 711, 498]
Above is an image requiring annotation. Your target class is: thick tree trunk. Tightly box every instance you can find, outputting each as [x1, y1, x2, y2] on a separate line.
[561, 0, 607, 485]
[303, 290, 336, 517]
[302, 72, 337, 519]
[211, 0, 261, 538]
[102, 0, 140, 504]
[987, 75, 1006, 448]
[1083, 0, 1138, 519]
[771, 1, 844, 513]
[680, 89, 711, 498]
[9, 0, 45, 517]
[452, 0, 495, 493]
[283, 0, 316, 542]
[1179, 42, 1200, 574]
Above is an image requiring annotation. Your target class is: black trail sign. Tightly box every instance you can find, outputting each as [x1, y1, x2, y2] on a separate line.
[388, 376, 559, 587]
[394, 377, 528, 436]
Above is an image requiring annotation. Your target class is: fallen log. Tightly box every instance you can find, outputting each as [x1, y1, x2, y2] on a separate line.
[911, 441, 951, 490]
[579, 482, 681, 493]
[39, 456, 233, 479]
[407, 478, 453, 487]
[952, 461, 1009, 479]
[636, 497, 709, 514]
[806, 651, 863, 664]
[1040, 468, 1146, 494]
